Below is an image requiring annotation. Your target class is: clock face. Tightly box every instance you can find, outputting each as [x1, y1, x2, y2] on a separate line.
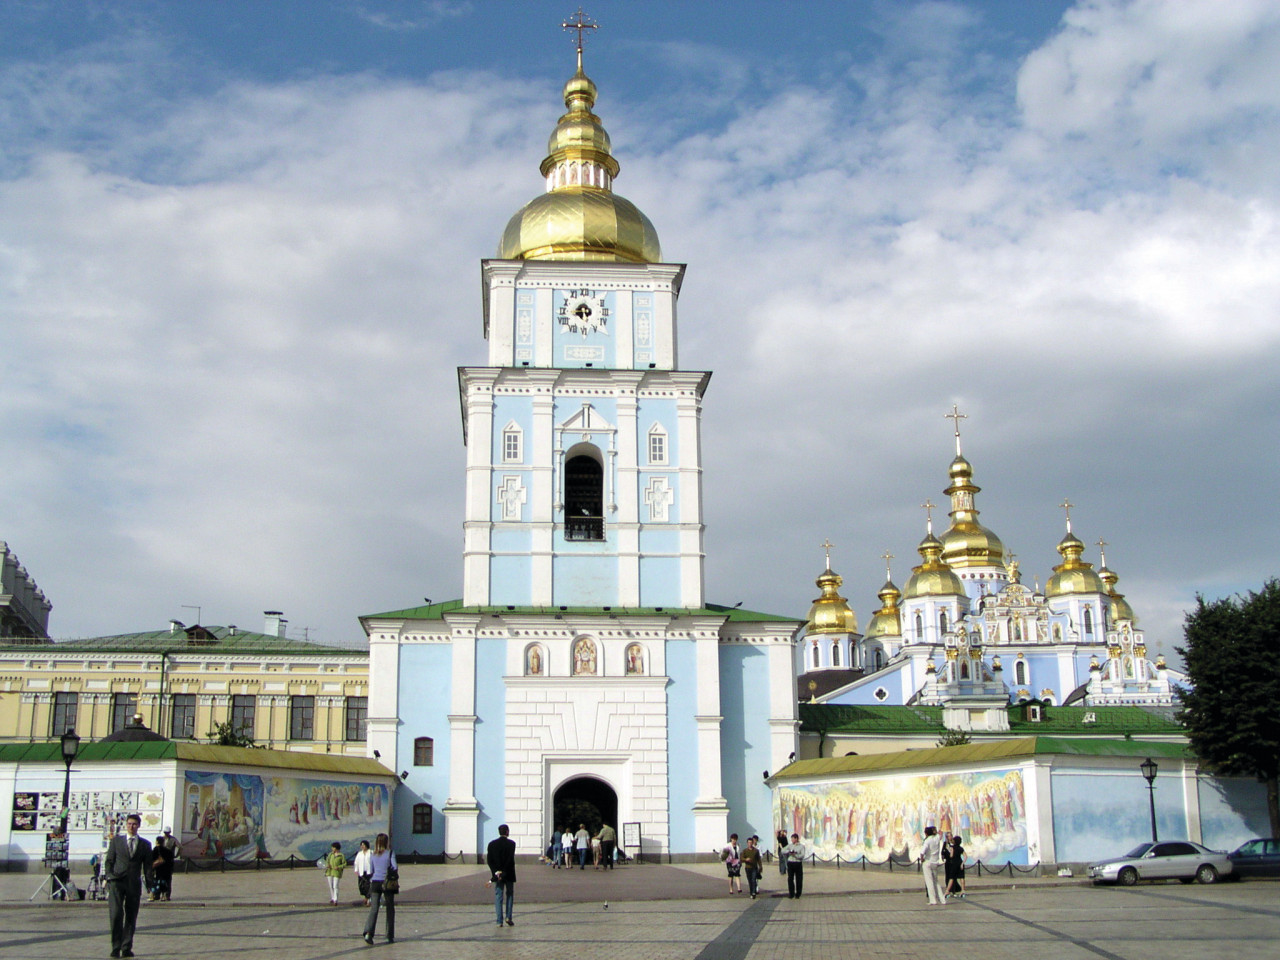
[557, 288, 609, 337]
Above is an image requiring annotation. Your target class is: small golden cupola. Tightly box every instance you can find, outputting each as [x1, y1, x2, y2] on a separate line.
[498, 25, 660, 264]
[903, 510, 966, 600]
[1096, 538, 1138, 624]
[805, 545, 859, 636]
[865, 574, 903, 639]
[939, 407, 1005, 569]
[1045, 503, 1105, 597]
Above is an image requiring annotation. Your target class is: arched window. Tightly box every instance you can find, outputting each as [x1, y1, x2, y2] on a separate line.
[939, 611, 949, 635]
[960, 661, 970, 680]
[915, 613, 924, 641]
[564, 448, 604, 540]
[414, 737, 434, 766]
[1015, 660, 1027, 686]
[1083, 606, 1094, 635]
[873, 649, 884, 670]
[831, 642, 841, 667]
[812, 645, 820, 669]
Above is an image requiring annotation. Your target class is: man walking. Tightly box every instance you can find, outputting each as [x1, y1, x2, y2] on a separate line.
[104, 813, 154, 958]
[784, 832, 807, 899]
[598, 822, 617, 869]
[487, 824, 517, 927]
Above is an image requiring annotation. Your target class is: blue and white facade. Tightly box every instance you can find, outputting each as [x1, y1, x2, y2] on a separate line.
[362, 61, 802, 860]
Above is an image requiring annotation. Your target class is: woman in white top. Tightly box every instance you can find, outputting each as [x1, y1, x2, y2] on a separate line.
[919, 826, 945, 906]
[352, 840, 372, 906]
[561, 828, 574, 868]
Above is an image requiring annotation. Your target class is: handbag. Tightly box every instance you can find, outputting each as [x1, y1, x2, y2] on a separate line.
[383, 865, 400, 895]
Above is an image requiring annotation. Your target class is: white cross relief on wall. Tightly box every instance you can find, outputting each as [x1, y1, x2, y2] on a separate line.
[644, 476, 674, 522]
[498, 475, 527, 522]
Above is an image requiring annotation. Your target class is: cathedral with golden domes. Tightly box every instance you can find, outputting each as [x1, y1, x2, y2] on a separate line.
[797, 411, 1184, 727]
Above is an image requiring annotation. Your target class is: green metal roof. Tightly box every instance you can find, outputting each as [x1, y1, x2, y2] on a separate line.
[773, 737, 1195, 780]
[800, 702, 1185, 737]
[363, 599, 799, 624]
[0, 741, 393, 776]
[0, 624, 366, 657]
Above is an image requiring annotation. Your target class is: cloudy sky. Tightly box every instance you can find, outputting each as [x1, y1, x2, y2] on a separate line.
[1, 0, 1276, 657]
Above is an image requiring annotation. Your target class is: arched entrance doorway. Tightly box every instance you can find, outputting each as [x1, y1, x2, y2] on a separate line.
[552, 776, 617, 839]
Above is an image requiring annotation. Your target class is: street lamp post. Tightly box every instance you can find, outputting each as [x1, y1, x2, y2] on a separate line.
[1140, 756, 1158, 842]
[59, 729, 80, 836]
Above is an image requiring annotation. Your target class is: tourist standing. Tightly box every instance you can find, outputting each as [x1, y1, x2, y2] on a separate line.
[920, 826, 945, 906]
[741, 835, 763, 899]
[784, 833, 807, 899]
[487, 823, 517, 927]
[149, 835, 174, 901]
[561, 826, 574, 868]
[324, 841, 346, 905]
[776, 829, 789, 876]
[353, 840, 373, 905]
[575, 823, 591, 870]
[104, 812, 154, 959]
[943, 835, 966, 899]
[598, 822, 617, 869]
[721, 833, 743, 894]
[362, 833, 397, 944]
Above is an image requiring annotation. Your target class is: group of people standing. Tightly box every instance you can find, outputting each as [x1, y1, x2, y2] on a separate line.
[919, 826, 967, 905]
[548, 822, 617, 869]
[720, 832, 808, 900]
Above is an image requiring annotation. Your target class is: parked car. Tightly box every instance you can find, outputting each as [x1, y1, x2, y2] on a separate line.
[1088, 841, 1233, 885]
[1227, 838, 1280, 879]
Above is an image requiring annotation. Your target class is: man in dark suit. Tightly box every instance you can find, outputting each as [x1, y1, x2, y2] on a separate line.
[486, 823, 517, 927]
[103, 813, 154, 958]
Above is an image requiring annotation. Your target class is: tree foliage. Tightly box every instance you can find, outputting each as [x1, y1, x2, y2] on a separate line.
[1177, 578, 1280, 835]
[936, 730, 973, 748]
[207, 721, 256, 748]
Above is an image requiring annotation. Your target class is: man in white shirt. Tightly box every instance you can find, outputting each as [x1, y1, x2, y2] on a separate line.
[783, 833, 807, 899]
[920, 825, 945, 906]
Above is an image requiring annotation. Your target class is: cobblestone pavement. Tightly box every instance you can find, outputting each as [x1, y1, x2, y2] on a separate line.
[2, 865, 1277, 960]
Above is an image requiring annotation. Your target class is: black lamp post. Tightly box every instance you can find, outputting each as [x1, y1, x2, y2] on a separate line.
[59, 729, 80, 836]
[1140, 756, 1158, 842]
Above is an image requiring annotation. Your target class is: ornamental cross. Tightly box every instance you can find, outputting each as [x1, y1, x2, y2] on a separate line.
[821, 538, 835, 570]
[944, 404, 967, 455]
[1095, 536, 1109, 567]
[881, 550, 894, 579]
[562, 8, 598, 69]
[1060, 498, 1074, 533]
[921, 499, 936, 534]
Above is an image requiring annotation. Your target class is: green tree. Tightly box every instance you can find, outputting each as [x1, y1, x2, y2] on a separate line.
[936, 730, 972, 747]
[1177, 579, 1280, 835]
[207, 720, 256, 748]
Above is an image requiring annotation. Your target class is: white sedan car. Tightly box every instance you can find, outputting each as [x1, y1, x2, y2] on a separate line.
[1089, 841, 1233, 885]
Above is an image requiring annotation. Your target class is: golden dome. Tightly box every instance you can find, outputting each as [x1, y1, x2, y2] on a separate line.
[903, 533, 966, 599]
[1045, 530, 1105, 597]
[806, 567, 858, 635]
[864, 579, 902, 639]
[498, 68, 661, 263]
[1099, 564, 1138, 624]
[940, 455, 1005, 568]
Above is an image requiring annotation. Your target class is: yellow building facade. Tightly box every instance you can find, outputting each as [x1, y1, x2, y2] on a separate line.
[0, 615, 369, 756]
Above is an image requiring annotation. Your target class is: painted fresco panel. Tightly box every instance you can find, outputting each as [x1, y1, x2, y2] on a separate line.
[180, 771, 389, 862]
[775, 768, 1028, 864]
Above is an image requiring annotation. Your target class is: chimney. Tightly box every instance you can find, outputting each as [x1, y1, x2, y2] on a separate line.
[263, 611, 287, 638]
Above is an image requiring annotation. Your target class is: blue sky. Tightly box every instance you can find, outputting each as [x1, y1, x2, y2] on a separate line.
[1, 0, 1277, 657]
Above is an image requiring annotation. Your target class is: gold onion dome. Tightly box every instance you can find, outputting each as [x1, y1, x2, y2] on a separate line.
[865, 579, 903, 639]
[903, 533, 966, 599]
[1099, 564, 1138, 624]
[1045, 530, 1105, 597]
[940, 455, 1006, 569]
[498, 67, 661, 263]
[806, 566, 859, 635]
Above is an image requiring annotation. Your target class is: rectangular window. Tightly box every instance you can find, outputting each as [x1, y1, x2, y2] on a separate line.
[649, 432, 667, 465]
[414, 736, 434, 766]
[289, 695, 315, 741]
[503, 429, 522, 463]
[344, 696, 368, 742]
[230, 695, 256, 739]
[50, 692, 78, 738]
[169, 694, 197, 739]
[110, 693, 138, 734]
[412, 803, 433, 834]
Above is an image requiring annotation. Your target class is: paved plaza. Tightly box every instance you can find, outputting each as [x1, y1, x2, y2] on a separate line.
[2, 863, 1277, 960]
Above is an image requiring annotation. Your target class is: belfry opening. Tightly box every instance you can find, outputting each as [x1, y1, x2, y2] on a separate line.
[552, 776, 617, 837]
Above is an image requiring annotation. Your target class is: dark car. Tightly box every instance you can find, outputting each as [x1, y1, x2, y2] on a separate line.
[1227, 838, 1280, 879]
[1088, 841, 1232, 885]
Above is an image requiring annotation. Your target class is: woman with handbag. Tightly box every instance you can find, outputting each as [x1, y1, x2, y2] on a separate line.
[362, 833, 398, 944]
[353, 840, 373, 906]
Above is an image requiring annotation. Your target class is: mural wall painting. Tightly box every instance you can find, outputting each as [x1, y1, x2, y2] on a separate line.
[775, 768, 1028, 865]
[180, 772, 389, 861]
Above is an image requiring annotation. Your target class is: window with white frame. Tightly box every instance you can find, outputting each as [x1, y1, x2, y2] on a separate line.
[647, 424, 668, 465]
[502, 423, 523, 463]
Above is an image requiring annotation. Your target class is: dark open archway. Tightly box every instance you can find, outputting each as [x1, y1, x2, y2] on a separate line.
[552, 776, 617, 837]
